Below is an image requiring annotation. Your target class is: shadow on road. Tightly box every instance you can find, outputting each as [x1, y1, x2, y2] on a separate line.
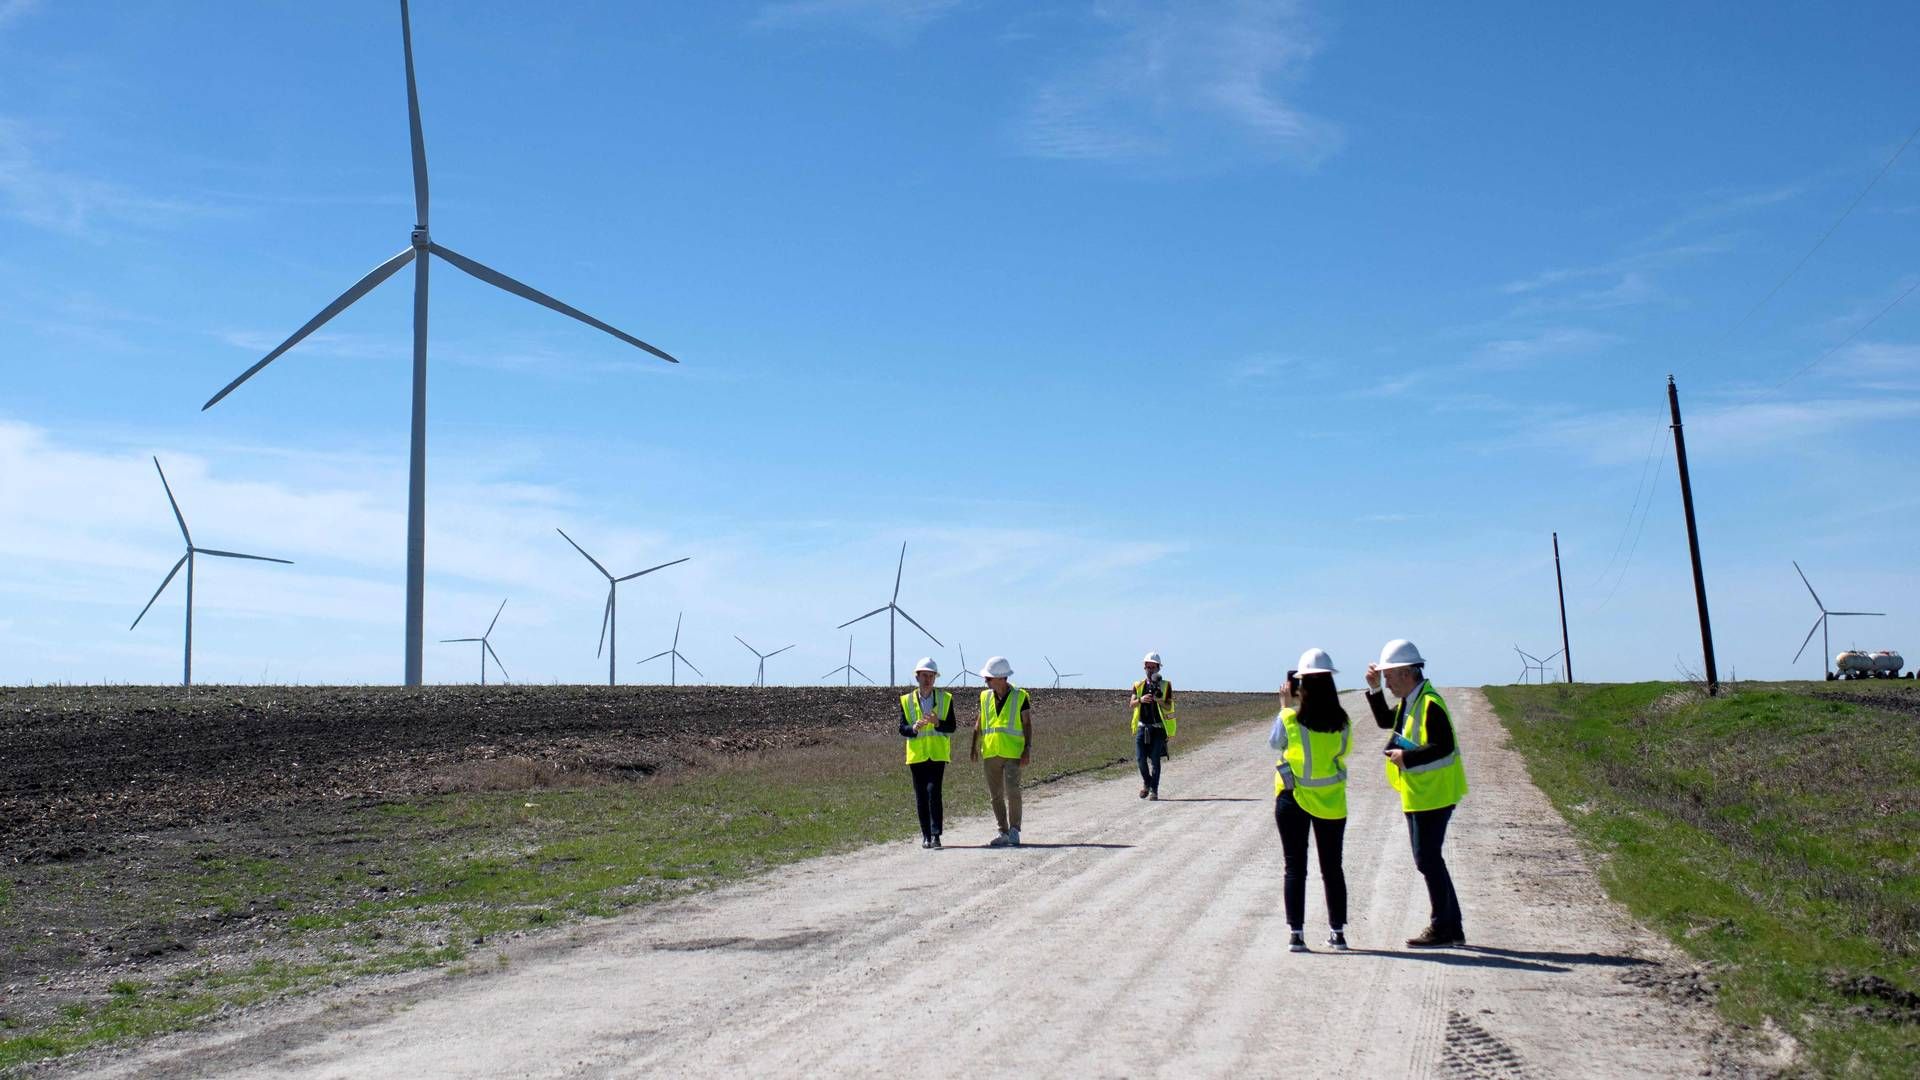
[940, 843, 1136, 850]
[1459, 945, 1653, 968]
[1152, 797, 1260, 803]
[1345, 948, 1573, 974]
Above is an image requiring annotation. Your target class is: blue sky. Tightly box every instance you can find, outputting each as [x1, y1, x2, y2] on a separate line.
[2, 0, 1916, 690]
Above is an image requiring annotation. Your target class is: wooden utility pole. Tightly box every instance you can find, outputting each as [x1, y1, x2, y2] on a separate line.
[1553, 532, 1572, 682]
[1667, 376, 1719, 695]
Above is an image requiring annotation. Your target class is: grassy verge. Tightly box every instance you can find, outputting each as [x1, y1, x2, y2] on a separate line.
[0, 692, 1269, 1072]
[1483, 682, 1920, 1078]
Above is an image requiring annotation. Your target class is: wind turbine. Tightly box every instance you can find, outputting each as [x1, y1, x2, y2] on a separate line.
[1044, 656, 1082, 690]
[1791, 561, 1884, 679]
[946, 644, 976, 688]
[201, 0, 681, 687]
[440, 598, 508, 684]
[130, 457, 293, 687]
[636, 612, 702, 686]
[557, 528, 688, 686]
[837, 541, 941, 685]
[822, 634, 875, 686]
[736, 636, 795, 687]
[1513, 646, 1561, 685]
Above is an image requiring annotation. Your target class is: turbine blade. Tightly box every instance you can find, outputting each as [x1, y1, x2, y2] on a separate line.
[767, 645, 795, 658]
[484, 598, 507, 638]
[821, 667, 843, 679]
[638, 649, 673, 664]
[894, 606, 942, 647]
[837, 605, 889, 629]
[616, 556, 690, 582]
[1792, 561, 1824, 612]
[442, 637, 482, 643]
[597, 591, 612, 656]
[203, 248, 416, 410]
[892, 540, 905, 602]
[850, 665, 874, 684]
[1046, 656, 1059, 676]
[1826, 611, 1885, 617]
[556, 528, 613, 579]
[152, 457, 191, 545]
[1792, 617, 1823, 663]
[735, 635, 758, 655]
[193, 548, 293, 564]
[673, 611, 683, 646]
[484, 640, 508, 681]
[130, 554, 188, 630]
[399, 0, 429, 228]
[428, 243, 678, 364]
[678, 653, 704, 678]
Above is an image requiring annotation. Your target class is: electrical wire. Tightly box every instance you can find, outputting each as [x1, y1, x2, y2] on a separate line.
[1776, 276, 1920, 387]
[1592, 428, 1669, 614]
[1587, 409, 1667, 591]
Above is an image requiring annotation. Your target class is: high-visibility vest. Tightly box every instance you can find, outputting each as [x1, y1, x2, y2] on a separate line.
[1383, 681, 1467, 812]
[1274, 707, 1349, 819]
[978, 687, 1029, 759]
[901, 690, 954, 764]
[1129, 679, 1177, 737]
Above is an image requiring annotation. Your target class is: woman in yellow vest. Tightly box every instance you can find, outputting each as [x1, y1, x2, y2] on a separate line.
[1365, 638, 1468, 948]
[899, 657, 957, 849]
[1267, 648, 1350, 952]
[1130, 650, 1176, 799]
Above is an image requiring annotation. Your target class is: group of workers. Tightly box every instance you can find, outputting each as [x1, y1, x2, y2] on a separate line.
[891, 639, 1468, 951]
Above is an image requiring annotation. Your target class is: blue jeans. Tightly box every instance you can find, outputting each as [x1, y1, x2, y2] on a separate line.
[1135, 727, 1167, 792]
[1406, 805, 1462, 933]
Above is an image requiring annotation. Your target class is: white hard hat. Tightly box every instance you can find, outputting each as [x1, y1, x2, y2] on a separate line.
[914, 657, 939, 675]
[1378, 639, 1425, 669]
[1296, 648, 1337, 675]
[981, 655, 1013, 679]
[1143, 651, 1163, 665]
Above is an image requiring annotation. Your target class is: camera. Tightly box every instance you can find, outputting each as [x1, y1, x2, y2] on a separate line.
[1286, 668, 1299, 693]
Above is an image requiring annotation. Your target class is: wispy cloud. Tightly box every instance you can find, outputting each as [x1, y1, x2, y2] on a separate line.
[1015, 0, 1339, 165]
[1524, 394, 1920, 467]
[1470, 327, 1619, 370]
[751, 0, 966, 41]
[1498, 238, 1733, 316]
[0, 0, 40, 29]
[0, 117, 218, 238]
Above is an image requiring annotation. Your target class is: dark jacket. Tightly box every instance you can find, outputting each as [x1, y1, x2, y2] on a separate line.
[1366, 687, 1454, 769]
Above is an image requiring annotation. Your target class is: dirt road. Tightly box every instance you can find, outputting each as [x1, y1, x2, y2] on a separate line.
[77, 689, 1726, 1078]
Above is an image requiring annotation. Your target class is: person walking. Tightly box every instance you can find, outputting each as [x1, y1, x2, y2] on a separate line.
[1268, 648, 1351, 952]
[1365, 639, 1468, 948]
[900, 657, 957, 849]
[970, 656, 1032, 847]
[1130, 651, 1176, 799]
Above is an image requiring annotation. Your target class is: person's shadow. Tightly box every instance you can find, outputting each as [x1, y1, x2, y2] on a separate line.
[940, 842, 1135, 850]
[1152, 796, 1259, 803]
[1344, 945, 1653, 974]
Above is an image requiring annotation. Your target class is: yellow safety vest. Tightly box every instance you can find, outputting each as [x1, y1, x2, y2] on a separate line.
[1129, 679, 1177, 737]
[1383, 681, 1467, 812]
[1273, 707, 1349, 819]
[901, 690, 954, 764]
[978, 687, 1029, 759]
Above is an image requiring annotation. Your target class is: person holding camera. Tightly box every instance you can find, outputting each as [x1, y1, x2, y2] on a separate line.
[1130, 650, 1176, 799]
[1268, 649, 1351, 952]
[899, 657, 957, 849]
[1366, 639, 1468, 948]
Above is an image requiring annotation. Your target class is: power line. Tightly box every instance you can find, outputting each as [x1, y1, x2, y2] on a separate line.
[1588, 409, 1667, 591]
[1777, 277, 1920, 387]
[1592, 433, 1668, 614]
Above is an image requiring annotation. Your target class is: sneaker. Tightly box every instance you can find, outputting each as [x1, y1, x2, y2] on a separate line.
[1288, 931, 1308, 953]
[921, 837, 931, 849]
[1007, 827, 1021, 847]
[988, 831, 1010, 848]
[1149, 790, 1159, 801]
[1326, 930, 1349, 951]
[1405, 925, 1464, 949]
[1139, 786, 1149, 799]
[931, 834, 942, 849]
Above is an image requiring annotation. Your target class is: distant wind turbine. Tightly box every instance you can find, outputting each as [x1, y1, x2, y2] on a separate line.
[822, 635, 875, 686]
[130, 457, 293, 687]
[201, 0, 681, 686]
[837, 541, 941, 685]
[440, 598, 508, 684]
[557, 528, 688, 686]
[1044, 655, 1082, 690]
[636, 612, 702, 686]
[1512, 645, 1560, 685]
[946, 644, 976, 688]
[1791, 560, 1883, 679]
[736, 636, 795, 687]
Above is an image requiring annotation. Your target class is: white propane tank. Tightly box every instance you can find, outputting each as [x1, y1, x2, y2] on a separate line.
[1836, 650, 1874, 677]
[1871, 651, 1905, 677]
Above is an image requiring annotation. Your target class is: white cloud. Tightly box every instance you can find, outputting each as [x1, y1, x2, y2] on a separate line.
[1470, 327, 1618, 370]
[1525, 394, 1920, 467]
[751, 0, 966, 41]
[0, 117, 218, 238]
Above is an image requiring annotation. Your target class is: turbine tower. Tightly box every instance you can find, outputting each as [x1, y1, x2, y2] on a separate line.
[1791, 560, 1884, 679]
[946, 644, 976, 688]
[735, 636, 795, 687]
[837, 541, 941, 685]
[130, 457, 293, 687]
[636, 612, 702, 686]
[1044, 655, 1082, 690]
[440, 598, 508, 684]
[202, 0, 681, 686]
[822, 634, 875, 686]
[557, 528, 688, 686]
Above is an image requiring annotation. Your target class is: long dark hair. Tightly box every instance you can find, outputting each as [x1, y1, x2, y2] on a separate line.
[1295, 671, 1348, 734]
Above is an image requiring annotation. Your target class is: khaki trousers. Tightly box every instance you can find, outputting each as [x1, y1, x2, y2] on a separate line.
[984, 756, 1023, 831]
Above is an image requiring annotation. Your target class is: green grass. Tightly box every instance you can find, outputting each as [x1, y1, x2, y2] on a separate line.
[1484, 682, 1920, 1078]
[0, 693, 1268, 1073]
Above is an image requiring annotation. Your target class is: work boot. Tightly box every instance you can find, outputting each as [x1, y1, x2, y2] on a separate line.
[1288, 931, 1308, 953]
[1149, 790, 1159, 801]
[921, 837, 931, 849]
[1140, 786, 1149, 799]
[1405, 925, 1462, 948]
[1007, 827, 1021, 847]
[988, 831, 1010, 848]
[1326, 930, 1349, 951]
[931, 834, 942, 849]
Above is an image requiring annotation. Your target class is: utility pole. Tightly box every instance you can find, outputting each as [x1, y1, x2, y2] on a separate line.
[1667, 376, 1719, 696]
[1553, 532, 1572, 683]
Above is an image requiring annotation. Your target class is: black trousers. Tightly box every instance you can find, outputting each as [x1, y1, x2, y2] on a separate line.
[1406, 805, 1462, 932]
[908, 761, 946, 839]
[1135, 727, 1167, 792]
[1274, 792, 1347, 929]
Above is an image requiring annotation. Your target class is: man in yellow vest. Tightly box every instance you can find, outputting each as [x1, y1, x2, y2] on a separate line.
[900, 657, 956, 849]
[1365, 638, 1469, 948]
[970, 655, 1032, 847]
[1130, 650, 1177, 799]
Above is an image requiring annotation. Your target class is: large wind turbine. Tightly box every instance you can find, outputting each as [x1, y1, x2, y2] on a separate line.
[735, 636, 795, 687]
[1791, 561, 1883, 679]
[837, 541, 941, 685]
[440, 598, 508, 685]
[557, 528, 688, 686]
[637, 612, 702, 686]
[822, 634, 875, 686]
[202, 0, 680, 686]
[1044, 655, 1082, 690]
[130, 457, 293, 687]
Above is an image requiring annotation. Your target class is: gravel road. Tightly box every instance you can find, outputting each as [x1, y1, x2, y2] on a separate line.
[77, 689, 1728, 1078]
